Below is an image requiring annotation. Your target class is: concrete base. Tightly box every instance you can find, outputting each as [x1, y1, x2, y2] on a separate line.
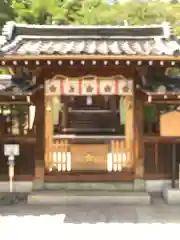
[32, 179, 45, 190]
[0, 182, 32, 192]
[28, 190, 151, 205]
[0, 192, 28, 205]
[163, 187, 180, 204]
[44, 182, 134, 191]
[0, 180, 177, 193]
[134, 180, 145, 191]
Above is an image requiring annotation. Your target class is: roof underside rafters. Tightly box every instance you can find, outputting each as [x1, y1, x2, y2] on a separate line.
[0, 57, 179, 68]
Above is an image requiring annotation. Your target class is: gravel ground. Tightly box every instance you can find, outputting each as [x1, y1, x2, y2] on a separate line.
[0, 197, 180, 240]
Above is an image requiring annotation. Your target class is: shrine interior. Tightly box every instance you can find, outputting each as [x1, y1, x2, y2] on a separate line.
[54, 95, 124, 136]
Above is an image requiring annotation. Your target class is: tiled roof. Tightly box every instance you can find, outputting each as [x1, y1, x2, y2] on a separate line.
[0, 74, 39, 96]
[0, 21, 180, 56]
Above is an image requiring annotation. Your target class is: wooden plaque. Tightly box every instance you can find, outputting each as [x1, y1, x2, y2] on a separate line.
[70, 144, 108, 171]
[160, 111, 180, 136]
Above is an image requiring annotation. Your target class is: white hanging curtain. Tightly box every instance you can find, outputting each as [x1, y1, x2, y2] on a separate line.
[28, 105, 36, 129]
[51, 96, 61, 125]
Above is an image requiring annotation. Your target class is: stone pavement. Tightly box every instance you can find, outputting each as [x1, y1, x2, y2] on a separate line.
[0, 196, 180, 223]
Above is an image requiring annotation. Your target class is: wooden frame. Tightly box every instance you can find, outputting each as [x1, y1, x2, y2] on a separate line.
[1, 55, 180, 61]
[0, 55, 178, 184]
[44, 88, 136, 181]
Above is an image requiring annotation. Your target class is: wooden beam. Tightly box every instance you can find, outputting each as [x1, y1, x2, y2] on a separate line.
[45, 172, 134, 181]
[145, 100, 180, 104]
[144, 136, 180, 143]
[1, 55, 180, 61]
[0, 136, 36, 143]
[44, 96, 53, 171]
[0, 102, 30, 105]
[40, 65, 134, 79]
[133, 71, 145, 179]
[33, 83, 45, 188]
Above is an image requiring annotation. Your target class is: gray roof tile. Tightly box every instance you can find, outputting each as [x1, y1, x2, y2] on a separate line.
[1, 21, 180, 56]
[1, 38, 180, 56]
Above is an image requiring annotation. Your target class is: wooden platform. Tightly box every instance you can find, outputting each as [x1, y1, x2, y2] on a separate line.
[27, 190, 151, 205]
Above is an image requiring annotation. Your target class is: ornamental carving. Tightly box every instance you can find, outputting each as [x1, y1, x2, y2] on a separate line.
[84, 153, 95, 163]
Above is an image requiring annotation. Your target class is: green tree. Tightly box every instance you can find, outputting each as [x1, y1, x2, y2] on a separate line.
[12, 0, 68, 24]
[0, 0, 14, 27]
[119, 1, 173, 25]
[74, 0, 121, 25]
[8, 0, 180, 36]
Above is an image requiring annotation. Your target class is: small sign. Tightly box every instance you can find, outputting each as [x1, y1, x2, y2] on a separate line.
[4, 144, 20, 157]
[160, 111, 180, 136]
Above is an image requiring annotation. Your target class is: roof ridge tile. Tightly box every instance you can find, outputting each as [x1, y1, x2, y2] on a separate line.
[1, 21, 171, 42]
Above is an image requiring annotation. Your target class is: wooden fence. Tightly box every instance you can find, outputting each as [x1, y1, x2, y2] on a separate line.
[144, 137, 180, 179]
[45, 136, 180, 181]
[0, 136, 176, 181]
[45, 138, 130, 173]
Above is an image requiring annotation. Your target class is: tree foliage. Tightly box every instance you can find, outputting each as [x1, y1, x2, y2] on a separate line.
[0, 0, 180, 35]
[0, 0, 14, 28]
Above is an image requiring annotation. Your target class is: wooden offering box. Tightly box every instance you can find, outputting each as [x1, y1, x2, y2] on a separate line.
[70, 144, 108, 171]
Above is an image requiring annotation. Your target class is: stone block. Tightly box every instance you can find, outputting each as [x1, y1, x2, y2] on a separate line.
[32, 179, 44, 190]
[28, 191, 151, 205]
[133, 180, 145, 191]
[44, 182, 134, 191]
[0, 181, 32, 192]
[163, 187, 180, 204]
[0, 193, 28, 205]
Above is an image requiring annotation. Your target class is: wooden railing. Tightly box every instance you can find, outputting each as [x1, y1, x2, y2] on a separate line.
[45, 135, 131, 173]
[144, 136, 180, 181]
[110, 140, 129, 172]
[45, 134, 180, 182]
[45, 140, 70, 172]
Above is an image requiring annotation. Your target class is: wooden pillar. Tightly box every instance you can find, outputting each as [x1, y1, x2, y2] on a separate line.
[45, 96, 53, 171]
[134, 92, 144, 179]
[61, 97, 68, 130]
[125, 96, 133, 169]
[33, 85, 45, 189]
